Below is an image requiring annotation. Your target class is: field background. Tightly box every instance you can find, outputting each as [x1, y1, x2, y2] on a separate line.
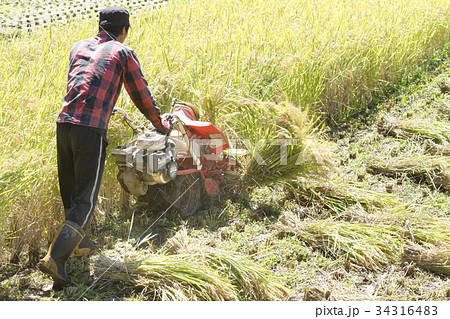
[0, 0, 450, 300]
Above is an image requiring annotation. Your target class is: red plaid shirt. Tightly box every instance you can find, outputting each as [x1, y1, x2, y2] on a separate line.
[57, 31, 162, 130]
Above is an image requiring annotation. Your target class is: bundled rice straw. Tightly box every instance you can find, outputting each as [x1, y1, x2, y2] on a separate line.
[287, 177, 400, 214]
[222, 101, 334, 186]
[367, 156, 450, 191]
[276, 211, 403, 270]
[203, 250, 290, 300]
[403, 242, 450, 276]
[93, 254, 237, 301]
[424, 139, 450, 156]
[377, 115, 450, 144]
[93, 246, 290, 301]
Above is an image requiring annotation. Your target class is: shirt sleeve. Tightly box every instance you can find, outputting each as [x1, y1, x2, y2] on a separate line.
[123, 49, 162, 127]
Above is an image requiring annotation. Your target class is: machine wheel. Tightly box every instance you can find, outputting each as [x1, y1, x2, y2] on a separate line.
[137, 184, 169, 212]
[127, 172, 204, 217]
[160, 173, 204, 217]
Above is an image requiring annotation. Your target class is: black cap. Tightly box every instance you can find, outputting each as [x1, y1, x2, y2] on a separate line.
[99, 6, 130, 28]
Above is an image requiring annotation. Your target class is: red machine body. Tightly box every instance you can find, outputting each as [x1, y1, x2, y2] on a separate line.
[164, 108, 236, 196]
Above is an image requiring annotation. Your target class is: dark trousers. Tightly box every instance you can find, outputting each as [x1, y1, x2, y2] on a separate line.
[56, 123, 107, 230]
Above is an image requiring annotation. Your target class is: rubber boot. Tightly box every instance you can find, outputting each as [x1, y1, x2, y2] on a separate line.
[64, 208, 94, 258]
[38, 220, 84, 288]
[73, 219, 93, 258]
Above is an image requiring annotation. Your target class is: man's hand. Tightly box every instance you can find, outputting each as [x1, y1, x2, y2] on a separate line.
[155, 125, 169, 135]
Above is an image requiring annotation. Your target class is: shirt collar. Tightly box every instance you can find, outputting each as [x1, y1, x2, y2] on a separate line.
[97, 30, 118, 42]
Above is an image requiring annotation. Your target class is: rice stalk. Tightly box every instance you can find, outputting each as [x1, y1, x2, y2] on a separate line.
[222, 100, 334, 185]
[403, 242, 450, 276]
[424, 139, 450, 156]
[383, 206, 450, 246]
[326, 185, 450, 244]
[93, 243, 290, 300]
[325, 201, 450, 250]
[377, 115, 450, 144]
[164, 226, 289, 300]
[202, 250, 290, 300]
[276, 211, 404, 270]
[93, 253, 238, 301]
[285, 177, 400, 215]
[367, 155, 450, 191]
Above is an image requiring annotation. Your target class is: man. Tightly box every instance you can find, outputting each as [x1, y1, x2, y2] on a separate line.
[38, 6, 168, 288]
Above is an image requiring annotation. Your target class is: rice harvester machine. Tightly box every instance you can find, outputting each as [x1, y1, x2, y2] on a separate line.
[111, 99, 242, 216]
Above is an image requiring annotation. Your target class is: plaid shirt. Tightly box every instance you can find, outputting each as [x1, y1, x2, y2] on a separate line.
[57, 31, 162, 130]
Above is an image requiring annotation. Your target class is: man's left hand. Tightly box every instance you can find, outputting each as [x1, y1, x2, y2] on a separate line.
[155, 125, 169, 135]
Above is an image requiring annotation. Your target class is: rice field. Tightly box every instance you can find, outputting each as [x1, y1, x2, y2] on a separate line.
[0, 0, 450, 300]
[0, 0, 166, 32]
